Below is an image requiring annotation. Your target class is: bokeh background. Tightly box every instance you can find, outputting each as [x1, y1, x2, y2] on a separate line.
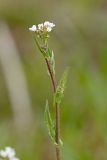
[0, 0, 107, 160]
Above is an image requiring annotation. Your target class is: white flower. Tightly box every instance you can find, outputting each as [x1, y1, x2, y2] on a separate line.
[29, 21, 55, 33]
[38, 23, 44, 31]
[5, 147, 15, 158]
[0, 147, 19, 160]
[44, 21, 55, 32]
[38, 22, 55, 32]
[0, 150, 7, 158]
[29, 25, 37, 31]
[44, 21, 55, 28]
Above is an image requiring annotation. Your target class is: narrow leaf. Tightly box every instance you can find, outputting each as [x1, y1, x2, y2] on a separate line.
[54, 68, 69, 105]
[44, 100, 55, 142]
[34, 36, 48, 57]
[47, 48, 55, 74]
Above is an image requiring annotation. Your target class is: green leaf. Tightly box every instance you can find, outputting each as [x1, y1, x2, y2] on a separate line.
[54, 68, 69, 105]
[34, 35, 48, 57]
[44, 100, 55, 142]
[47, 48, 55, 74]
[44, 100, 64, 147]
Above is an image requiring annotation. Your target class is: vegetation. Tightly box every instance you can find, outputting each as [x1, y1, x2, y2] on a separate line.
[0, 0, 107, 160]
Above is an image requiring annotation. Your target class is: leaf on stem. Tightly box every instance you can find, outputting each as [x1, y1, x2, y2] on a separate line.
[54, 68, 69, 105]
[44, 100, 55, 143]
[34, 35, 47, 57]
[47, 48, 55, 74]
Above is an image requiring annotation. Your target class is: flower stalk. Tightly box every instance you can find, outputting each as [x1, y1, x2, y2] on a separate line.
[29, 21, 68, 160]
[45, 58, 61, 160]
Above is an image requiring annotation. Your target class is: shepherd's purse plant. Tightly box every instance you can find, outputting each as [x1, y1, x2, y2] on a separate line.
[29, 21, 68, 160]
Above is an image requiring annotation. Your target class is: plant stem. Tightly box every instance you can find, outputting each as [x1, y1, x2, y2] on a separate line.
[45, 58, 61, 160]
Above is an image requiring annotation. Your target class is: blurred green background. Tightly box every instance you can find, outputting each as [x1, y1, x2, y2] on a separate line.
[0, 0, 107, 160]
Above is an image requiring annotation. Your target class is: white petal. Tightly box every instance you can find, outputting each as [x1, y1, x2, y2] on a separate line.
[44, 21, 55, 28]
[50, 23, 55, 27]
[47, 27, 52, 32]
[38, 23, 44, 30]
[5, 147, 16, 158]
[29, 25, 37, 31]
[44, 21, 50, 26]
[0, 150, 7, 158]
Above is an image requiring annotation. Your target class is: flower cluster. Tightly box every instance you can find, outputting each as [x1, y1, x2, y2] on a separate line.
[29, 21, 55, 33]
[0, 147, 19, 160]
[29, 21, 55, 67]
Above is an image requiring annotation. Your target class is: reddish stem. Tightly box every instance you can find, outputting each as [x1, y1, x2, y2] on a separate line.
[45, 58, 61, 160]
